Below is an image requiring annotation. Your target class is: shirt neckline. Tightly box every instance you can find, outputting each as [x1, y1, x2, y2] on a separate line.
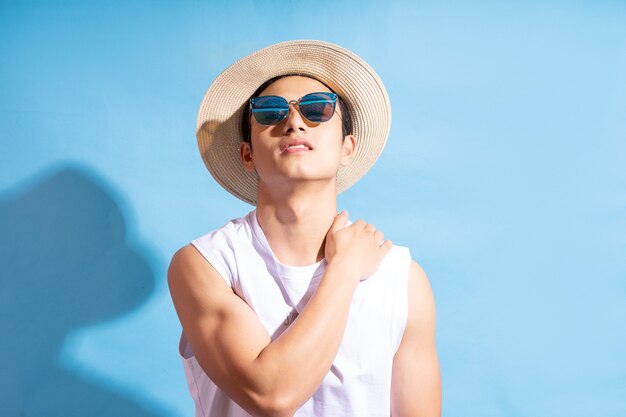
[248, 209, 327, 280]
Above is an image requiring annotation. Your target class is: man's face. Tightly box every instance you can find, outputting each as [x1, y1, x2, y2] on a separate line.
[240, 75, 355, 191]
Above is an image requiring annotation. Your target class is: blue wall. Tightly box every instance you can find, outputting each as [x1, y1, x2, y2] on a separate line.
[1, 1, 624, 416]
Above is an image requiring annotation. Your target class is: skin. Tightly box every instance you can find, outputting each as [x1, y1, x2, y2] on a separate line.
[168, 76, 441, 417]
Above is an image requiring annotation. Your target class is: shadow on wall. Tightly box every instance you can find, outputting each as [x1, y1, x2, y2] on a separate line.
[0, 165, 167, 416]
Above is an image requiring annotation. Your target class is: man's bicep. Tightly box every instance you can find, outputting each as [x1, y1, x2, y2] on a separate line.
[167, 245, 272, 405]
[391, 261, 442, 417]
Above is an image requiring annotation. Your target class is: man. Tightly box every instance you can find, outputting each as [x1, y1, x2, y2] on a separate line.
[168, 40, 441, 417]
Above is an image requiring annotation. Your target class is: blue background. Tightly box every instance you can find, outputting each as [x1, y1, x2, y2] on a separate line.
[1, 1, 625, 416]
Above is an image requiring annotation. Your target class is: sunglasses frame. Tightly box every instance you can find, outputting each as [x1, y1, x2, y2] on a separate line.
[249, 92, 340, 126]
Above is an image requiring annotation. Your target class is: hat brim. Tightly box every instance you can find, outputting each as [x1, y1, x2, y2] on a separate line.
[197, 40, 391, 205]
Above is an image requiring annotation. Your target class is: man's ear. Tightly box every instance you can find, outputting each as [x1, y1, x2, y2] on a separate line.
[240, 141, 255, 172]
[340, 134, 356, 167]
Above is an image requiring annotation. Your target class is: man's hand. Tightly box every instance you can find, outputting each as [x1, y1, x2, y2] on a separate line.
[324, 210, 393, 281]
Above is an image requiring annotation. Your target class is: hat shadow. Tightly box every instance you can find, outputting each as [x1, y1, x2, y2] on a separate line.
[0, 164, 167, 416]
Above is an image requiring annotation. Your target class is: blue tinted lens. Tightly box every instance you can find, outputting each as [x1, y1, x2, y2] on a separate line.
[299, 93, 337, 123]
[250, 96, 289, 125]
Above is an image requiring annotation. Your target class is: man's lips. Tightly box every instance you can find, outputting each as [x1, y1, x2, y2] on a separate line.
[280, 140, 313, 154]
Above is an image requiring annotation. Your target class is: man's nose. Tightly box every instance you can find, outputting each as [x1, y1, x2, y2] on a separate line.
[282, 101, 308, 134]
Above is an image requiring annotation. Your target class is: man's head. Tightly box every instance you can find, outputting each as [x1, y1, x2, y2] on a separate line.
[196, 40, 391, 205]
[238, 75, 357, 195]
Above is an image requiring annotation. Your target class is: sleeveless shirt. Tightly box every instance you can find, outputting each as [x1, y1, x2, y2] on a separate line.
[179, 210, 411, 417]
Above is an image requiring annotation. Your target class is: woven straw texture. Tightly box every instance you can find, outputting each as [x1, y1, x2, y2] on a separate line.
[197, 40, 391, 205]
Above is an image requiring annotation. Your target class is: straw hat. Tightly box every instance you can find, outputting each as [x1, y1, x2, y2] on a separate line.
[196, 40, 391, 205]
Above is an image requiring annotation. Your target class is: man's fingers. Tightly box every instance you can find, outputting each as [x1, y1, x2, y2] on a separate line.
[364, 223, 377, 234]
[353, 219, 366, 229]
[380, 239, 393, 253]
[329, 210, 349, 233]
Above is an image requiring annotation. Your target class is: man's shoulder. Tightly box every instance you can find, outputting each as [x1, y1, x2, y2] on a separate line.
[192, 211, 254, 246]
[364, 244, 412, 288]
[172, 211, 256, 286]
[382, 244, 411, 267]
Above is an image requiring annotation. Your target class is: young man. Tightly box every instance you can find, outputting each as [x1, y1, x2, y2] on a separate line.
[168, 40, 441, 417]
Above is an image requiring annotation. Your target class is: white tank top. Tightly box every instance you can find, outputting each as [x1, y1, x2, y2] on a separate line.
[180, 210, 411, 417]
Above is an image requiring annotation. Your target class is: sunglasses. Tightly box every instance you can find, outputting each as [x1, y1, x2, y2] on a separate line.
[249, 92, 338, 126]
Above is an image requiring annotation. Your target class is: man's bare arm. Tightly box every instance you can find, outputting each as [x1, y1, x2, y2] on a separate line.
[168, 212, 391, 417]
[391, 261, 442, 417]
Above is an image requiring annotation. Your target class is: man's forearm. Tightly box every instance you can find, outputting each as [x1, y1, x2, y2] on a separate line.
[252, 260, 359, 414]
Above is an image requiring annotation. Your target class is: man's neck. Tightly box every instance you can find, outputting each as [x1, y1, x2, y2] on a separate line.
[255, 183, 338, 266]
